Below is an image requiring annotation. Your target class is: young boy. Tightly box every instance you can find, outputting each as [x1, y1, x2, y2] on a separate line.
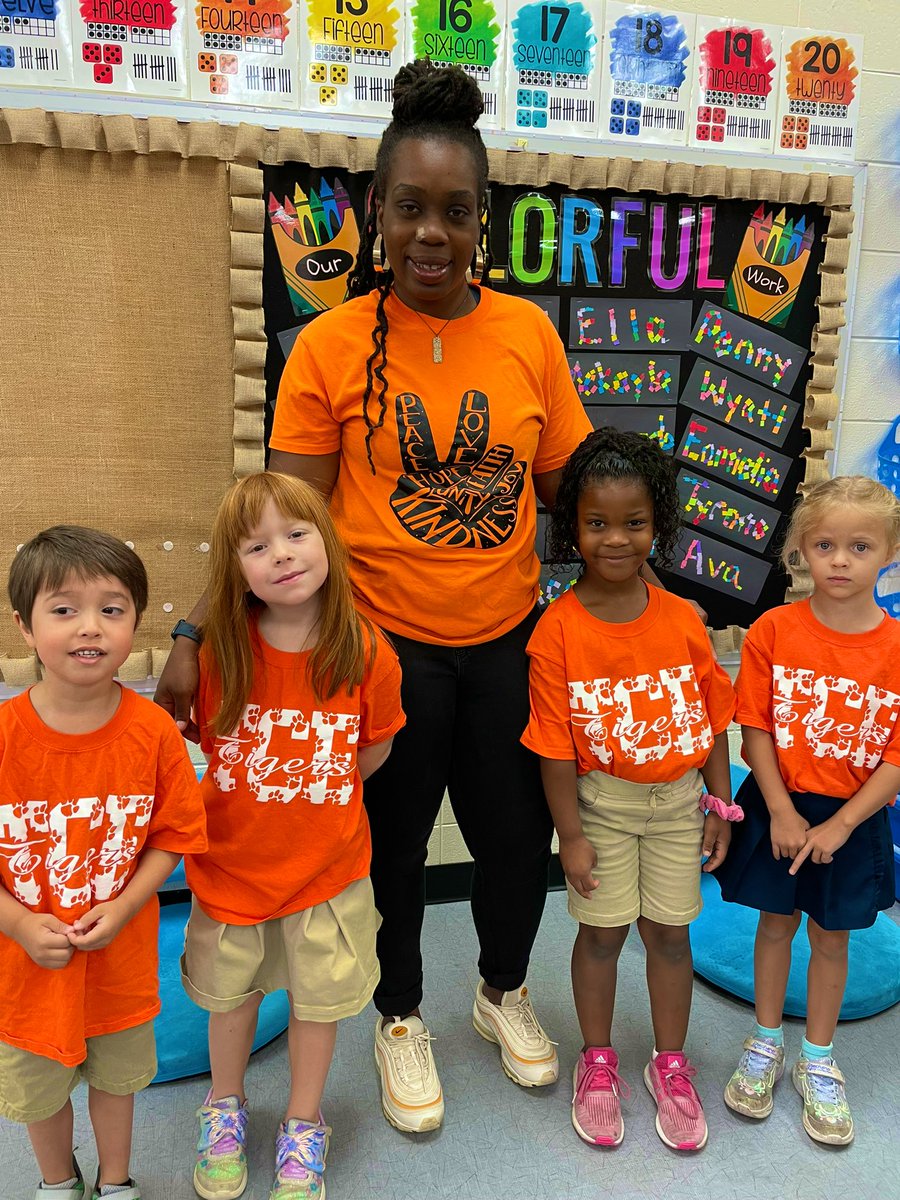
[0, 526, 207, 1200]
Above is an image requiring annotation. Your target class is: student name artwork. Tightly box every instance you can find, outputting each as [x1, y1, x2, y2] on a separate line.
[671, 526, 771, 604]
[679, 361, 800, 449]
[300, 0, 402, 116]
[676, 469, 781, 551]
[584, 404, 676, 451]
[774, 27, 862, 161]
[688, 17, 779, 153]
[567, 352, 680, 406]
[407, 0, 505, 130]
[690, 305, 806, 391]
[569, 298, 692, 351]
[73, 0, 186, 94]
[598, 2, 695, 147]
[504, 0, 600, 136]
[724, 204, 815, 329]
[0, 0, 73, 87]
[267, 175, 361, 317]
[508, 194, 728, 291]
[188, 0, 298, 104]
[675, 412, 791, 500]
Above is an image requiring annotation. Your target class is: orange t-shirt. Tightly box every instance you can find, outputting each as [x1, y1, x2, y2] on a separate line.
[736, 598, 900, 798]
[523, 586, 736, 783]
[0, 687, 207, 1066]
[270, 285, 591, 646]
[188, 619, 405, 924]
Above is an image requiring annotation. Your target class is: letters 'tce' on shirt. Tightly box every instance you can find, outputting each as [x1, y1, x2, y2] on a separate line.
[0, 687, 207, 1067]
[736, 598, 900, 799]
[189, 619, 405, 925]
[270, 286, 592, 647]
[523, 586, 736, 783]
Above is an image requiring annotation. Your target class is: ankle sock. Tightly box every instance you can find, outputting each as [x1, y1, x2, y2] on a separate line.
[98, 1184, 133, 1197]
[755, 1022, 784, 1046]
[41, 1180, 78, 1192]
[801, 1037, 833, 1062]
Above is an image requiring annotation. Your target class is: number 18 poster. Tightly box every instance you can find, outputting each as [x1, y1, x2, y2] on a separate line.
[598, 2, 696, 147]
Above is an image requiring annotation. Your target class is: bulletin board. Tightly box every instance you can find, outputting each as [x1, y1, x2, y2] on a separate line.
[0, 112, 853, 677]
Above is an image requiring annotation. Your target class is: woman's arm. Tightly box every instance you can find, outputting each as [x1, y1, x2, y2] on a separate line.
[268, 449, 341, 498]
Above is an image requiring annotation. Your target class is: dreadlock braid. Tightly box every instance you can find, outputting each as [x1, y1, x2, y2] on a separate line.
[344, 59, 492, 474]
[548, 427, 683, 570]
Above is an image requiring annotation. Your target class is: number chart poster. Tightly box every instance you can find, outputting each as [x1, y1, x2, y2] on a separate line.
[72, 0, 188, 95]
[774, 27, 862, 162]
[504, 0, 602, 138]
[188, 0, 299, 105]
[688, 17, 780, 154]
[598, 2, 695, 147]
[261, 166, 828, 629]
[406, 0, 506, 130]
[0, 0, 73, 87]
[300, 0, 403, 117]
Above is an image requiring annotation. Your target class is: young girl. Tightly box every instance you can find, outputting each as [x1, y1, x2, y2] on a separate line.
[522, 428, 737, 1153]
[717, 476, 900, 1146]
[181, 472, 404, 1200]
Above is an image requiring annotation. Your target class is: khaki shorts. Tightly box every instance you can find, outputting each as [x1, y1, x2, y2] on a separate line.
[182, 876, 380, 1022]
[568, 768, 706, 928]
[0, 1022, 156, 1125]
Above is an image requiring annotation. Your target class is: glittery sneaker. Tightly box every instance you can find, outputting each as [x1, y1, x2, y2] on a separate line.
[724, 1036, 786, 1119]
[571, 1046, 631, 1146]
[374, 1015, 444, 1133]
[472, 981, 559, 1087]
[269, 1116, 330, 1199]
[643, 1052, 708, 1150]
[792, 1058, 854, 1145]
[194, 1092, 249, 1199]
[34, 1159, 85, 1200]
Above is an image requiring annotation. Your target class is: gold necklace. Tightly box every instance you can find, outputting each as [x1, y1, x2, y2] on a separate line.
[410, 290, 472, 364]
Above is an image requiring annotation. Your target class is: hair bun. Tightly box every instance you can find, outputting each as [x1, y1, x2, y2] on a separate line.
[391, 59, 484, 129]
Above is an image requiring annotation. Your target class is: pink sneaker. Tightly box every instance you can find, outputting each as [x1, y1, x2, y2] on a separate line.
[643, 1052, 708, 1150]
[571, 1047, 630, 1147]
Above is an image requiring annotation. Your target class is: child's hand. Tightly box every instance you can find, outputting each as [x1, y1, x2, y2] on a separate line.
[68, 899, 132, 951]
[16, 912, 76, 969]
[559, 834, 599, 900]
[769, 808, 810, 861]
[701, 812, 731, 871]
[789, 818, 850, 874]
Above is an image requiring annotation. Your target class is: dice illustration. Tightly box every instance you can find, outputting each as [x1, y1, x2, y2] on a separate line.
[780, 132, 794, 148]
[625, 118, 640, 135]
[611, 98, 625, 116]
[697, 105, 711, 122]
[319, 85, 337, 105]
[198, 51, 216, 71]
[330, 64, 348, 84]
[83, 42, 102, 63]
[711, 124, 724, 142]
[517, 88, 532, 106]
[532, 109, 547, 128]
[103, 43, 122, 64]
[309, 62, 326, 82]
[532, 89, 547, 108]
[516, 109, 531, 127]
[609, 116, 624, 134]
[93, 62, 113, 83]
[220, 53, 238, 74]
[210, 74, 228, 94]
[626, 100, 641, 118]
[696, 123, 710, 141]
[794, 133, 808, 150]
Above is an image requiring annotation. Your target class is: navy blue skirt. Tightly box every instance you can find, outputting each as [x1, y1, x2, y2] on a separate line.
[714, 774, 895, 931]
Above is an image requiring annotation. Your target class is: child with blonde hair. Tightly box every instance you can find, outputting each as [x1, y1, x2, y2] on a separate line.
[718, 475, 900, 1145]
[182, 473, 404, 1200]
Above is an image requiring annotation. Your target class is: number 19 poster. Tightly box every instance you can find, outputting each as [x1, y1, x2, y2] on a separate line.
[405, 0, 507, 130]
[598, 2, 696, 147]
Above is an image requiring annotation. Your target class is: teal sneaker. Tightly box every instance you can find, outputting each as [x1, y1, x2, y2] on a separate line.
[724, 1036, 785, 1118]
[194, 1092, 249, 1199]
[792, 1058, 854, 1145]
[269, 1116, 330, 1199]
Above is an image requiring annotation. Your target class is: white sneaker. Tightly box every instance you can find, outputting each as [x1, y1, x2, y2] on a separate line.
[472, 981, 559, 1087]
[34, 1160, 85, 1200]
[374, 1015, 444, 1133]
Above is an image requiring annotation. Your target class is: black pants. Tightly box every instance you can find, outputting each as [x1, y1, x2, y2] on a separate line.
[363, 608, 553, 1017]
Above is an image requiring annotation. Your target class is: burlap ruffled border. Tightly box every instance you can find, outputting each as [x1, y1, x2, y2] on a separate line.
[0, 111, 855, 665]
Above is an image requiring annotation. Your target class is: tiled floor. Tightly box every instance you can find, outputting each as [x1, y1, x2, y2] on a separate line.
[2, 891, 899, 1200]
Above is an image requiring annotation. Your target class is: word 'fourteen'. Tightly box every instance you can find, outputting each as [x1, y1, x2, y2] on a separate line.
[693, 308, 792, 387]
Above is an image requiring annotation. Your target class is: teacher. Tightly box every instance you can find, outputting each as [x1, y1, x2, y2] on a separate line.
[158, 60, 592, 1133]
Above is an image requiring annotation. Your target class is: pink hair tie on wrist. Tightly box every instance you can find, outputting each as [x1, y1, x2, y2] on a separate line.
[701, 794, 744, 822]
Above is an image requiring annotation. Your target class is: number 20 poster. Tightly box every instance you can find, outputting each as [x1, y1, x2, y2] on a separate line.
[773, 27, 862, 162]
[598, 2, 696, 147]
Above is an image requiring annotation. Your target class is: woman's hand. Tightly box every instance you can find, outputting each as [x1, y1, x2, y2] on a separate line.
[154, 637, 201, 742]
[769, 807, 810, 861]
[559, 834, 599, 900]
[701, 812, 731, 871]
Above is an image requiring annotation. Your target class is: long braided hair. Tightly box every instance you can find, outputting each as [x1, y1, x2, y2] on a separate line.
[346, 59, 493, 473]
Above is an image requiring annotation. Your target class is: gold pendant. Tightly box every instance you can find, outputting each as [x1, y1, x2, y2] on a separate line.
[432, 335, 443, 364]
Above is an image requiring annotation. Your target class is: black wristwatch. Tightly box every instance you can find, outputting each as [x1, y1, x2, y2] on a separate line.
[170, 619, 202, 645]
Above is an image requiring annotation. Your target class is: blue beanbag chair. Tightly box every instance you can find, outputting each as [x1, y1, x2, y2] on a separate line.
[691, 766, 900, 1019]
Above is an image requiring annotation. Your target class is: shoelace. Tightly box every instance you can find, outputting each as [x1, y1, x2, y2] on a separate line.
[805, 1062, 843, 1107]
[504, 997, 557, 1047]
[201, 1106, 246, 1155]
[656, 1060, 701, 1115]
[277, 1124, 327, 1180]
[575, 1059, 632, 1105]
[391, 1030, 437, 1086]
[740, 1041, 779, 1079]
